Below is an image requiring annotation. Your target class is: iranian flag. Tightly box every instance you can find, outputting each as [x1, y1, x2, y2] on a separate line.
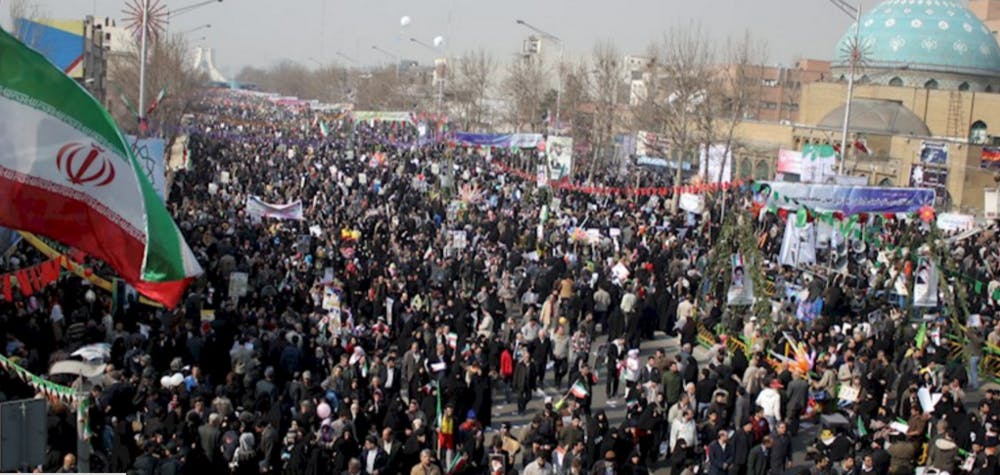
[319, 121, 329, 138]
[145, 87, 167, 117]
[569, 380, 589, 398]
[0, 27, 201, 308]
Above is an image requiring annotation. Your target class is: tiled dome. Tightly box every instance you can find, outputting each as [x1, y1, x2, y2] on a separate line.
[834, 0, 1000, 75]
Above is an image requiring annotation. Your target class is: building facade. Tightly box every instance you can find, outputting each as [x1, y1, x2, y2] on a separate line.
[725, 0, 1000, 215]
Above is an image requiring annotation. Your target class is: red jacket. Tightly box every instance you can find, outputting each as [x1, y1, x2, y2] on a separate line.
[500, 349, 514, 378]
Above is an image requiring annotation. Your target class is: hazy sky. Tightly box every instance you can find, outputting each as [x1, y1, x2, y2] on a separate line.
[3, 0, 855, 77]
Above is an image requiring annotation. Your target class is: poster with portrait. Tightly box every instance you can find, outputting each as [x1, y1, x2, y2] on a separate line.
[546, 136, 573, 180]
[727, 253, 755, 306]
[913, 257, 939, 307]
[920, 141, 948, 165]
[778, 218, 817, 267]
[909, 164, 948, 188]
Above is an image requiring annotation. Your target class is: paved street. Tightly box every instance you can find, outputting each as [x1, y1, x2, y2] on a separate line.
[492, 332, 821, 474]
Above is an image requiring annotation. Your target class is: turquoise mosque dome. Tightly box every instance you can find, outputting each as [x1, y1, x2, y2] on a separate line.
[834, 0, 1000, 76]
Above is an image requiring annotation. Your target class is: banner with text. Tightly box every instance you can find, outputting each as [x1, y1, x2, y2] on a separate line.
[763, 182, 935, 214]
[245, 196, 304, 221]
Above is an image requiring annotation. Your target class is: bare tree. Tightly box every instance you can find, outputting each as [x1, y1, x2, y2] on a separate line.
[589, 40, 624, 175]
[108, 33, 202, 145]
[9, 0, 49, 53]
[702, 32, 768, 185]
[500, 55, 548, 132]
[452, 49, 496, 131]
[651, 25, 716, 212]
[561, 61, 592, 164]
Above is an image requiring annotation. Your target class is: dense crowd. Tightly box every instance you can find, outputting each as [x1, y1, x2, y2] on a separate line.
[3, 88, 1000, 475]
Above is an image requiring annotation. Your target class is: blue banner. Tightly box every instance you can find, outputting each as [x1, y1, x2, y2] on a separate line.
[453, 133, 543, 148]
[763, 182, 935, 215]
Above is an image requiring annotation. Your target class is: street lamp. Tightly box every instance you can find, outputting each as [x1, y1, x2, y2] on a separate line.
[829, 0, 863, 175]
[169, 0, 223, 18]
[410, 37, 446, 114]
[181, 23, 210, 35]
[372, 45, 400, 77]
[516, 19, 564, 134]
[336, 51, 359, 66]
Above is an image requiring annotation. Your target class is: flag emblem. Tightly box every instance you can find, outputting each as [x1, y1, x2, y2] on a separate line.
[57, 142, 117, 187]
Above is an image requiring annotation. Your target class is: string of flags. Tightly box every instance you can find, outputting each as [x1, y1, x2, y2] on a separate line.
[0, 353, 77, 402]
[752, 183, 1000, 303]
[492, 160, 748, 197]
[0, 251, 86, 301]
[750, 183, 936, 247]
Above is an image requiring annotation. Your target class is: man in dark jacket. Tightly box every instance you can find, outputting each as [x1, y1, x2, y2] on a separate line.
[513, 352, 535, 414]
[708, 430, 734, 475]
[748, 436, 772, 475]
[785, 374, 809, 436]
[531, 329, 552, 389]
[770, 423, 792, 475]
[731, 420, 754, 475]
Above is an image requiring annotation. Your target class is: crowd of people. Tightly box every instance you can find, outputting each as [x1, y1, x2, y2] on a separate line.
[2, 88, 1000, 475]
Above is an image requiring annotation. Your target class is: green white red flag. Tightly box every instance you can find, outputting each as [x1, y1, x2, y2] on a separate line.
[0, 27, 201, 307]
[146, 87, 167, 116]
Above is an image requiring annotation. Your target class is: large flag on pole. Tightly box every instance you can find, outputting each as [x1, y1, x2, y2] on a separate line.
[0, 27, 201, 308]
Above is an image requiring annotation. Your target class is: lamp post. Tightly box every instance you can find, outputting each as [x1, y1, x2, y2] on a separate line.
[168, 0, 223, 18]
[516, 19, 563, 135]
[181, 23, 211, 35]
[372, 45, 399, 77]
[829, 0, 863, 175]
[410, 37, 446, 114]
[336, 51, 359, 66]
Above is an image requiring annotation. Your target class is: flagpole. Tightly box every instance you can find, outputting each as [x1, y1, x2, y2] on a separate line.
[138, 0, 149, 135]
[554, 378, 581, 410]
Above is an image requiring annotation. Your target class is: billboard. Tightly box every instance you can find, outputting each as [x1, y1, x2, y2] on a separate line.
[546, 136, 573, 180]
[635, 131, 668, 158]
[763, 182, 935, 214]
[14, 19, 84, 78]
[776, 145, 837, 183]
[699, 144, 733, 183]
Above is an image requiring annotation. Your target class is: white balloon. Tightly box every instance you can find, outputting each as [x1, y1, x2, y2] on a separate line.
[400, 16, 411, 27]
[433, 36, 445, 48]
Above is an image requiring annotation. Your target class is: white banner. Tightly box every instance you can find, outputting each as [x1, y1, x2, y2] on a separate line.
[245, 196, 304, 221]
[936, 212, 975, 232]
[679, 193, 704, 214]
[913, 257, 939, 307]
[228, 272, 249, 299]
[546, 136, 573, 180]
[778, 218, 817, 267]
[699, 144, 732, 183]
[727, 253, 755, 306]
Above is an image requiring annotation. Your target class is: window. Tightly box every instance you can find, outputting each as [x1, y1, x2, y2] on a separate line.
[988, 85, 995, 93]
[878, 178, 893, 187]
[740, 159, 752, 178]
[971, 120, 989, 144]
[631, 70, 644, 80]
[959, 82, 971, 91]
[889, 77, 904, 87]
[924, 79, 939, 90]
[755, 161, 770, 180]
